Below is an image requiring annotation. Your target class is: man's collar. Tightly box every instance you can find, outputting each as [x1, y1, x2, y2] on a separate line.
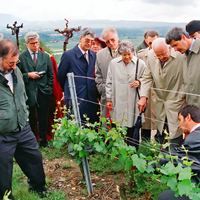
[27, 48, 38, 55]
[189, 38, 196, 52]
[190, 123, 200, 133]
[78, 44, 88, 55]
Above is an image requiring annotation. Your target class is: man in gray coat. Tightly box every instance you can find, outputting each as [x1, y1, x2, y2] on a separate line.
[165, 27, 200, 109]
[95, 27, 120, 121]
[137, 38, 185, 147]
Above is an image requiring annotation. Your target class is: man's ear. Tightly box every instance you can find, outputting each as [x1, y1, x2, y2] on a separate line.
[186, 114, 192, 121]
[79, 36, 82, 42]
[181, 35, 187, 41]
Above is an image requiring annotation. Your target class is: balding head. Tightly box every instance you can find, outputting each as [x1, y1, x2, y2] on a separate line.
[152, 38, 171, 62]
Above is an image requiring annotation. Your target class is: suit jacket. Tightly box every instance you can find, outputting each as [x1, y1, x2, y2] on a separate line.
[58, 44, 96, 124]
[141, 48, 186, 139]
[95, 47, 120, 118]
[17, 49, 53, 107]
[184, 38, 200, 108]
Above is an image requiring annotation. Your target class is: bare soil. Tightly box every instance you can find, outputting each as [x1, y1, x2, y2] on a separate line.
[43, 157, 131, 200]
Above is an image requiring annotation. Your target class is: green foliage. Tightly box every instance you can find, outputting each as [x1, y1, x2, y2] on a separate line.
[41, 140, 70, 160]
[53, 115, 200, 199]
[89, 153, 124, 176]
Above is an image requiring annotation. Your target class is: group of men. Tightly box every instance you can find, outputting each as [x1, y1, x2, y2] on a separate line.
[1, 19, 200, 199]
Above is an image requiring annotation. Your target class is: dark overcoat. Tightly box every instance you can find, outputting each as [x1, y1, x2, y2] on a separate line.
[58, 44, 97, 124]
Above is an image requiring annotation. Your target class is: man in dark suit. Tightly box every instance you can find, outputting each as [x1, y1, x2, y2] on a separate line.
[58, 28, 96, 124]
[17, 32, 53, 148]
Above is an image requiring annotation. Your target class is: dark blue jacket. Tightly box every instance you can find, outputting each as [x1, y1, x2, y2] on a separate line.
[58, 45, 96, 124]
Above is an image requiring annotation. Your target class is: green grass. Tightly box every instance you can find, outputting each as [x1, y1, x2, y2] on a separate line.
[40, 140, 70, 160]
[89, 153, 124, 176]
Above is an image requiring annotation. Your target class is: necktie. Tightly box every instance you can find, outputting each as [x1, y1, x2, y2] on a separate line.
[33, 52, 37, 66]
[84, 52, 89, 63]
[113, 50, 117, 58]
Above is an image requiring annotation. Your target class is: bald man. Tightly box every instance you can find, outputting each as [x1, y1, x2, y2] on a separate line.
[137, 38, 186, 147]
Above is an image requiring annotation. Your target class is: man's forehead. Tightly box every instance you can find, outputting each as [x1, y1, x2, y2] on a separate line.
[7, 53, 19, 60]
[170, 39, 179, 47]
[83, 34, 94, 39]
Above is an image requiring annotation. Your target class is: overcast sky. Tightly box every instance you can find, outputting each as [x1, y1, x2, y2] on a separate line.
[1, 0, 199, 23]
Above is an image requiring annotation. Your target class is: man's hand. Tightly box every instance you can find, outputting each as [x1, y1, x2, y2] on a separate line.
[28, 72, 41, 79]
[106, 101, 113, 110]
[137, 96, 147, 113]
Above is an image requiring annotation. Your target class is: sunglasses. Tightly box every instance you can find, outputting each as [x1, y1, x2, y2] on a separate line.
[84, 39, 95, 45]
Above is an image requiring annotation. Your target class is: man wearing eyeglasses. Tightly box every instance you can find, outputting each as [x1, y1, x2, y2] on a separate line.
[137, 38, 186, 147]
[58, 28, 97, 124]
[17, 31, 53, 148]
[95, 27, 120, 121]
[0, 39, 47, 200]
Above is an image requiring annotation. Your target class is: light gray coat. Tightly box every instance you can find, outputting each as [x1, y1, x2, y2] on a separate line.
[95, 47, 119, 119]
[141, 48, 186, 139]
[106, 56, 146, 127]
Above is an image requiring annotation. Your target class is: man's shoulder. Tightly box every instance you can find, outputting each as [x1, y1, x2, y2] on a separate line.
[19, 49, 29, 57]
[97, 47, 109, 57]
[137, 48, 149, 57]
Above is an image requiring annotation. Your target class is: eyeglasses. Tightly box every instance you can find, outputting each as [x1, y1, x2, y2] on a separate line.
[105, 38, 116, 44]
[4, 59, 20, 66]
[84, 39, 95, 45]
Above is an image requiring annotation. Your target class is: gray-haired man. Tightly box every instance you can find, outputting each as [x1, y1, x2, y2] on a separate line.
[95, 27, 120, 121]
[17, 31, 53, 148]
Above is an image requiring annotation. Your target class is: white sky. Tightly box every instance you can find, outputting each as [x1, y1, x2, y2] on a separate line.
[1, 0, 200, 23]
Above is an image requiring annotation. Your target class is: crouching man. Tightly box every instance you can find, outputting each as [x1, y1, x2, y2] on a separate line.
[158, 104, 200, 200]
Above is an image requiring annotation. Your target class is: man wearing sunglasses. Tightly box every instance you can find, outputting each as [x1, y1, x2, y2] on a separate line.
[0, 39, 47, 200]
[95, 27, 120, 122]
[58, 28, 97, 124]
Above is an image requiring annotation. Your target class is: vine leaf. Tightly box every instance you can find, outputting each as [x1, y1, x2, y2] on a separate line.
[93, 142, 103, 152]
[178, 167, 192, 180]
[167, 176, 177, 191]
[178, 179, 192, 196]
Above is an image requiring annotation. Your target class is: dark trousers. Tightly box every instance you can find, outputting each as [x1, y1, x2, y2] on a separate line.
[155, 117, 183, 148]
[0, 122, 46, 200]
[158, 190, 190, 200]
[126, 126, 135, 146]
[29, 90, 50, 147]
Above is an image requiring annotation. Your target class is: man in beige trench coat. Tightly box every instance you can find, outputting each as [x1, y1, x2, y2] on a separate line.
[137, 38, 186, 147]
[137, 30, 159, 140]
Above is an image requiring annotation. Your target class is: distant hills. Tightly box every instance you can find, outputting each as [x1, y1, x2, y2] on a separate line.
[0, 13, 186, 32]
